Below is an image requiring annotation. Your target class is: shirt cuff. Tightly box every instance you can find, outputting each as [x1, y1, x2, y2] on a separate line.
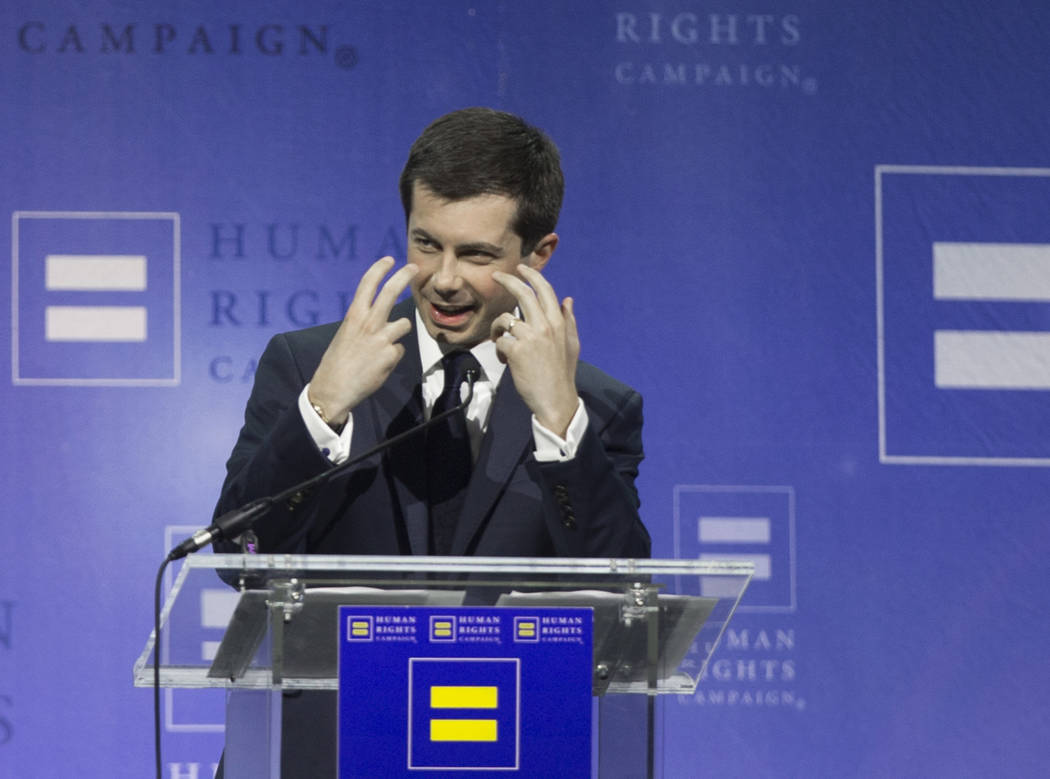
[532, 398, 588, 462]
[298, 384, 353, 464]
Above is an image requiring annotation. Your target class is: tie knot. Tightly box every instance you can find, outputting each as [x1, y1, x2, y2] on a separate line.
[440, 350, 480, 393]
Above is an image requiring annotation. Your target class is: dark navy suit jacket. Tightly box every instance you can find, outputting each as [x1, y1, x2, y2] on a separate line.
[211, 300, 648, 777]
[214, 299, 649, 560]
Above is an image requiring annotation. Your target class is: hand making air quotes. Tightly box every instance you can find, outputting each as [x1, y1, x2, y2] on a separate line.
[491, 264, 581, 438]
[307, 256, 418, 426]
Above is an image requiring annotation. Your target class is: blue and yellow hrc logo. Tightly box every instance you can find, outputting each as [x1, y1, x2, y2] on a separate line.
[429, 685, 499, 743]
[408, 658, 520, 770]
[429, 615, 457, 642]
[513, 616, 539, 643]
[346, 616, 373, 641]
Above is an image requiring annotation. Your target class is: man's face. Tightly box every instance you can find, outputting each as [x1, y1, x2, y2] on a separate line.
[408, 182, 554, 349]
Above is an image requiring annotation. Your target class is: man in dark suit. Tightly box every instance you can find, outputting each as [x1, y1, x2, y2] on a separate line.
[215, 108, 649, 561]
[212, 107, 648, 777]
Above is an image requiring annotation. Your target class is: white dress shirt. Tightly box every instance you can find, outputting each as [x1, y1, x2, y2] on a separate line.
[299, 310, 587, 465]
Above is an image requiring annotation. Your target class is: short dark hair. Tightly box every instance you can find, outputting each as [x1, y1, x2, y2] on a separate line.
[399, 107, 564, 254]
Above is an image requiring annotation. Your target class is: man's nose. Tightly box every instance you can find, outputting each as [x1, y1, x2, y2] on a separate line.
[432, 253, 462, 290]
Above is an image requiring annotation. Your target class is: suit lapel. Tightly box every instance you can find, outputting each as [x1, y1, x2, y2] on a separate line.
[450, 372, 533, 555]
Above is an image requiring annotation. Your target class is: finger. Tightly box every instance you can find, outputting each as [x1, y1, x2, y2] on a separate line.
[381, 316, 414, 343]
[493, 328, 514, 364]
[368, 263, 419, 321]
[517, 264, 563, 321]
[562, 296, 579, 339]
[563, 297, 580, 357]
[501, 312, 520, 336]
[492, 270, 545, 326]
[489, 312, 516, 341]
[376, 341, 407, 371]
[346, 256, 397, 318]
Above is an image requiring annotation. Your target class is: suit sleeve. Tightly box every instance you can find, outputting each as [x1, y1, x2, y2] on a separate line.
[534, 385, 650, 558]
[212, 332, 334, 554]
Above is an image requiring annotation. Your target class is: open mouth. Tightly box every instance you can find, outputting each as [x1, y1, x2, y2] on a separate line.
[429, 301, 476, 327]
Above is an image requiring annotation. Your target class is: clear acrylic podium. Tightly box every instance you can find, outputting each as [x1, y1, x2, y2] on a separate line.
[134, 554, 752, 778]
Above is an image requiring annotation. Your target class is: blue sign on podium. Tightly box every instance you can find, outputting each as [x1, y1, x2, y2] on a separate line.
[338, 606, 594, 777]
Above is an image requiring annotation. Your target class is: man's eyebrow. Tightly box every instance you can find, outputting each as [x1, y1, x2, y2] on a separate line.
[455, 241, 505, 256]
[410, 228, 505, 256]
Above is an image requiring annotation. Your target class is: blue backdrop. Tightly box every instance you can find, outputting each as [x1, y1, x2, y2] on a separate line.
[2, 1, 1049, 776]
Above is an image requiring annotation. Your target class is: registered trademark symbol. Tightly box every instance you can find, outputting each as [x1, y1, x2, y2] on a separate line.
[802, 77, 818, 95]
[334, 45, 358, 70]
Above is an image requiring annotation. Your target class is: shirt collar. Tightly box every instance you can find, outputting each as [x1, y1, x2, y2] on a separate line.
[415, 309, 506, 385]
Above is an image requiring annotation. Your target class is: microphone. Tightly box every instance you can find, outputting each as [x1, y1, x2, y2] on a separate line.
[167, 367, 480, 561]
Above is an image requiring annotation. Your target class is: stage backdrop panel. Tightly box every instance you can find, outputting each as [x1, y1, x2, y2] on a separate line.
[2, 1, 1048, 776]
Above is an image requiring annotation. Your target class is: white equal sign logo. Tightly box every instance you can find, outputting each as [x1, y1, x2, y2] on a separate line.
[697, 516, 772, 581]
[44, 254, 148, 341]
[933, 242, 1050, 388]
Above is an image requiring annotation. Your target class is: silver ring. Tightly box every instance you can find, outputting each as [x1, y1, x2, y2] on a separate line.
[507, 318, 517, 334]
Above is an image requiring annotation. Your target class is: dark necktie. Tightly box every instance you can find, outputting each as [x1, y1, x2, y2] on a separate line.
[426, 350, 480, 555]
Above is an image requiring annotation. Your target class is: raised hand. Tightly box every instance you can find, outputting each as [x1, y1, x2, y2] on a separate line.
[308, 257, 418, 425]
[490, 264, 580, 437]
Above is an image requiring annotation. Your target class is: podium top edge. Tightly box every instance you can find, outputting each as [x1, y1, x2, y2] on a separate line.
[183, 554, 755, 577]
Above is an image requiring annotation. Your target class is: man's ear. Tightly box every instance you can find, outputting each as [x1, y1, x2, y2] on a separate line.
[525, 233, 558, 271]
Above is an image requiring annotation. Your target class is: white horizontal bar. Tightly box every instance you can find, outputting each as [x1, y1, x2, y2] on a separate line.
[45, 306, 147, 342]
[933, 243, 1050, 301]
[200, 589, 239, 629]
[699, 517, 770, 544]
[201, 641, 221, 662]
[700, 553, 770, 580]
[935, 331, 1050, 388]
[45, 254, 147, 291]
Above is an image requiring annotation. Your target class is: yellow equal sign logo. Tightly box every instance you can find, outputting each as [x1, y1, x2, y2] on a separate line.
[429, 686, 499, 743]
[408, 657, 520, 770]
[430, 616, 456, 641]
[514, 617, 539, 642]
[346, 616, 373, 641]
